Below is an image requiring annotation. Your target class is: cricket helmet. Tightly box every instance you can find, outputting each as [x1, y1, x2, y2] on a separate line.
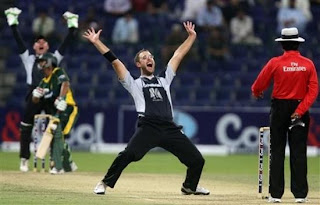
[38, 52, 58, 69]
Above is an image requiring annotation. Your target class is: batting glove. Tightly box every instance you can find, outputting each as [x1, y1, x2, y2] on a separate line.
[63, 11, 79, 28]
[4, 7, 21, 26]
[32, 87, 45, 98]
[54, 97, 67, 111]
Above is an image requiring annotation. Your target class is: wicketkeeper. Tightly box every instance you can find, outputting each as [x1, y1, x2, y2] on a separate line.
[4, 7, 78, 172]
[32, 53, 79, 174]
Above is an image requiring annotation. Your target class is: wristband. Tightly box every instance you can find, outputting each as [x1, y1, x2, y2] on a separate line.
[103, 50, 118, 63]
[57, 96, 66, 101]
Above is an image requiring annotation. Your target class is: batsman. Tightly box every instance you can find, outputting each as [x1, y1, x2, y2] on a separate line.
[32, 53, 79, 174]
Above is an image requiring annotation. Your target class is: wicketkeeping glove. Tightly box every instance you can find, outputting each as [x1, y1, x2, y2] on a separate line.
[32, 87, 45, 98]
[4, 7, 21, 26]
[63, 11, 79, 28]
[54, 97, 67, 111]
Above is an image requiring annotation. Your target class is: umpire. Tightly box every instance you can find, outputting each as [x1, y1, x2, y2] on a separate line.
[251, 27, 319, 203]
[4, 7, 78, 172]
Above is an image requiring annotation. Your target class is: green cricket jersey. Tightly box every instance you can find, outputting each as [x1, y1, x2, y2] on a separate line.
[39, 67, 76, 114]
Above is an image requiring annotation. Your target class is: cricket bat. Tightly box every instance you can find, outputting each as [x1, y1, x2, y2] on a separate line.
[36, 116, 60, 159]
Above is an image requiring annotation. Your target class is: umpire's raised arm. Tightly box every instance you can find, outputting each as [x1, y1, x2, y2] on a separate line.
[168, 21, 197, 73]
[83, 28, 128, 80]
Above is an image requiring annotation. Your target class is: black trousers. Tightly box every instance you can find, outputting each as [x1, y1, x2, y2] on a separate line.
[269, 99, 309, 199]
[102, 117, 205, 191]
[20, 89, 45, 159]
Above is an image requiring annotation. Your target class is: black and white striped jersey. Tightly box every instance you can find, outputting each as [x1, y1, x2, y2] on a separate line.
[19, 49, 63, 87]
[120, 65, 176, 121]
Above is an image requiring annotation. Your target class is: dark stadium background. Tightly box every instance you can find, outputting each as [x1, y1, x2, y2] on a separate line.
[0, 0, 319, 149]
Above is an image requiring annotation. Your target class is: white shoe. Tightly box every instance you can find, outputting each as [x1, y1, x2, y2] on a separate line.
[50, 167, 65, 175]
[70, 162, 78, 172]
[181, 185, 210, 195]
[62, 11, 79, 28]
[295, 198, 308, 203]
[19, 158, 29, 172]
[94, 181, 106, 195]
[268, 197, 281, 203]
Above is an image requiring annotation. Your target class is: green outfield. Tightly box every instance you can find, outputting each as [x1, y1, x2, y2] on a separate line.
[0, 152, 319, 205]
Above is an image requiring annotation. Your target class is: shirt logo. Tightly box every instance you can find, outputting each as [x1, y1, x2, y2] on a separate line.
[283, 62, 306, 72]
[44, 91, 53, 99]
[58, 74, 66, 82]
[149, 88, 163, 101]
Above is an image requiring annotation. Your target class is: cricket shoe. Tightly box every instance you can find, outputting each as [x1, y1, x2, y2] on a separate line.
[181, 185, 210, 195]
[20, 158, 29, 172]
[50, 167, 65, 175]
[268, 197, 281, 203]
[94, 181, 106, 195]
[70, 161, 78, 172]
[295, 198, 308, 203]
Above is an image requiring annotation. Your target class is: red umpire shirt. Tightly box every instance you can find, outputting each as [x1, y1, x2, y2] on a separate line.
[251, 27, 319, 203]
[252, 27, 318, 201]
[251, 50, 318, 116]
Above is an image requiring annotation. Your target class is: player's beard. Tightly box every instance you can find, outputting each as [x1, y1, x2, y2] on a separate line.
[140, 64, 155, 76]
